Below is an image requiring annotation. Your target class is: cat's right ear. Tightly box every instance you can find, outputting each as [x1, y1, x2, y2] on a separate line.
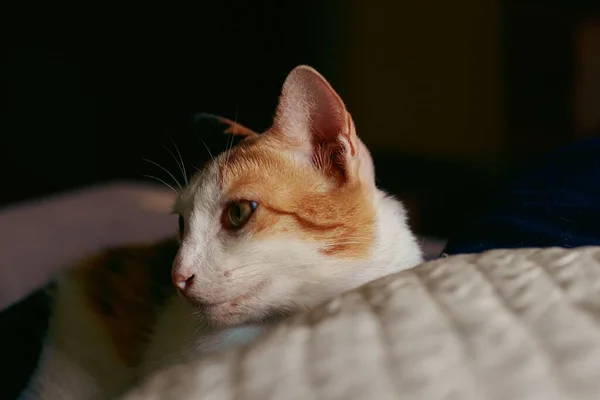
[270, 66, 375, 187]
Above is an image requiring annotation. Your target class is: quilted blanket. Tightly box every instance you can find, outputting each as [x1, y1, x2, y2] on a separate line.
[122, 246, 600, 400]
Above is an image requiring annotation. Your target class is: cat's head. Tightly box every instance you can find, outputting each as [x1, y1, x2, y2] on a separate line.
[172, 66, 421, 327]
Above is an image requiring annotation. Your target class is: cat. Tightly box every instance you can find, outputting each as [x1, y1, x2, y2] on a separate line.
[20, 65, 423, 400]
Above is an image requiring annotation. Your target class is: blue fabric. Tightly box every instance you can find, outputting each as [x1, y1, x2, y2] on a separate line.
[444, 137, 600, 255]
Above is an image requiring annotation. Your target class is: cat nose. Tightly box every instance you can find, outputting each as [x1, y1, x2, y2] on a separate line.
[173, 272, 195, 291]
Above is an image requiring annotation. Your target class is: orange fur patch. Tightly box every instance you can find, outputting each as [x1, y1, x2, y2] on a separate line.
[218, 134, 376, 259]
[74, 238, 178, 366]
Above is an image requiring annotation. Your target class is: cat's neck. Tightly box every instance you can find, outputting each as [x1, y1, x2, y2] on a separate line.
[340, 189, 423, 290]
[375, 190, 423, 266]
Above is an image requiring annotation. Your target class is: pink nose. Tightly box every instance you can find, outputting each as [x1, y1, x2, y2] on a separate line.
[173, 272, 195, 291]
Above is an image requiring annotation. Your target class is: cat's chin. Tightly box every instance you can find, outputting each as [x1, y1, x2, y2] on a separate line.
[197, 304, 291, 329]
[195, 302, 256, 327]
[178, 286, 267, 328]
[188, 298, 292, 329]
[176, 280, 272, 325]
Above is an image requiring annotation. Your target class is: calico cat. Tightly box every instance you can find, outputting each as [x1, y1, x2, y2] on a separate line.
[21, 65, 423, 399]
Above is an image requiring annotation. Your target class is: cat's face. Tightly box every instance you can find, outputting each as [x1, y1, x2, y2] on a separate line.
[172, 66, 392, 327]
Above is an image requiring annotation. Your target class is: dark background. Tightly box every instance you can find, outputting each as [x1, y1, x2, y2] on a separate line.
[2, 0, 600, 238]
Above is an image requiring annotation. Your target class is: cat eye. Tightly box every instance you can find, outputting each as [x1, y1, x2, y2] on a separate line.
[223, 200, 258, 230]
[178, 215, 185, 237]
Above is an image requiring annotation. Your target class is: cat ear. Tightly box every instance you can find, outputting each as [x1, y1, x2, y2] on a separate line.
[190, 113, 259, 163]
[192, 113, 259, 139]
[271, 66, 374, 186]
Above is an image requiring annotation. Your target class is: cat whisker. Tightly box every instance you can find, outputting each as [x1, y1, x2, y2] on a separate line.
[197, 135, 215, 164]
[143, 158, 182, 189]
[189, 308, 207, 323]
[163, 144, 187, 186]
[166, 132, 188, 186]
[191, 165, 208, 180]
[228, 257, 356, 271]
[222, 104, 239, 175]
[222, 138, 233, 175]
[143, 174, 178, 194]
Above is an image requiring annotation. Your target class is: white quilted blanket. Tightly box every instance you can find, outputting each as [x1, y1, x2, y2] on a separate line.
[123, 247, 600, 400]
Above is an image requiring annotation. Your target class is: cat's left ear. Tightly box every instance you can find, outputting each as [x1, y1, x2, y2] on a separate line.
[271, 66, 374, 186]
[192, 113, 259, 139]
[190, 113, 259, 165]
